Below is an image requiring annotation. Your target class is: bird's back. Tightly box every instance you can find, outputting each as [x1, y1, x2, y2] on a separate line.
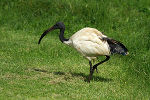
[70, 27, 105, 39]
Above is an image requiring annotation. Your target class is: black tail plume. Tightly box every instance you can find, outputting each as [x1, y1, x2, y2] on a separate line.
[103, 38, 128, 55]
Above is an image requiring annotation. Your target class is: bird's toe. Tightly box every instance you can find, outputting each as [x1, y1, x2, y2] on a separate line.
[96, 68, 99, 73]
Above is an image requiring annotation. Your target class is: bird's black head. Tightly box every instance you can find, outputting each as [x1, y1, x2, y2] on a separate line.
[53, 22, 65, 30]
[38, 22, 65, 44]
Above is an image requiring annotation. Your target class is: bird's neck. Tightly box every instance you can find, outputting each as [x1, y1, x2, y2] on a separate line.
[59, 28, 69, 43]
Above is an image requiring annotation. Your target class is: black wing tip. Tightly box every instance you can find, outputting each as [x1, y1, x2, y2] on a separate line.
[121, 52, 128, 56]
[124, 52, 129, 55]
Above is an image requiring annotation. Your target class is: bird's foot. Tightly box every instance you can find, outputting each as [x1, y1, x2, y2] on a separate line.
[93, 65, 98, 73]
[95, 67, 98, 73]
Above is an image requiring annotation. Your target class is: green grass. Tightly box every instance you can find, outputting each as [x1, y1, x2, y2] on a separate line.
[0, 0, 150, 99]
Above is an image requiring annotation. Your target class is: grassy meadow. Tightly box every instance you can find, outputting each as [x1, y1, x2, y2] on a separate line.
[0, 0, 150, 99]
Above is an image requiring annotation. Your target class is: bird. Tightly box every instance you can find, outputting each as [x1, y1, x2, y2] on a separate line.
[38, 22, 128, 83]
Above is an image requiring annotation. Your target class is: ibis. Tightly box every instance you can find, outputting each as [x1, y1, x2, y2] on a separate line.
[38, 22, 128, 82]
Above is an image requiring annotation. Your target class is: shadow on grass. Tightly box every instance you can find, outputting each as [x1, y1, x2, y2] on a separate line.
[32, 68, 49, 73]
[32, 68, 112, 82]
[54, 71, 113, 82]
[70, 72, 113, 82]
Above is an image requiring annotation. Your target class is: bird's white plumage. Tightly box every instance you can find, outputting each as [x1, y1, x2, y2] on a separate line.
[64, 27, 110, 61]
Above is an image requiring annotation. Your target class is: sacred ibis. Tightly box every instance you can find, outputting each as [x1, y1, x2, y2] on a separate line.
[38, 22, 128, 83]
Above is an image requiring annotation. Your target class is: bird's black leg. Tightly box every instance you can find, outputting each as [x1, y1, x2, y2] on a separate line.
[88, 56, 110, 83]
[93, 56, 110, 73]
[88, 61, 93, 83]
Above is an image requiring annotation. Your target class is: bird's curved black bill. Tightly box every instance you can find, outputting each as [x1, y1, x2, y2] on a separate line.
[38, 26, 54, 44]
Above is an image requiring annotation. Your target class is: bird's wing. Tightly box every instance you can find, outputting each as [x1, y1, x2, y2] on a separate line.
[71, 28, 110, 57]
